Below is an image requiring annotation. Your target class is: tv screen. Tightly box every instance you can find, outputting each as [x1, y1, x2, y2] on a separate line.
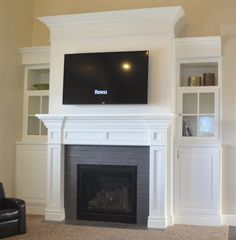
[62, 50, 149, 104]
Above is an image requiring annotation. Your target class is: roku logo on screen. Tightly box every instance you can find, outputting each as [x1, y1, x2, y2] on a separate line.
[94, 90, 108, 95]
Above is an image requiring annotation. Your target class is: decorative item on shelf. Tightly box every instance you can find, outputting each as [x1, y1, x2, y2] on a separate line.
[188, 76, 202, 86]
[33, 83, 49, 90]
[203, 73, 215, 86]
[183, 120, 192, 136]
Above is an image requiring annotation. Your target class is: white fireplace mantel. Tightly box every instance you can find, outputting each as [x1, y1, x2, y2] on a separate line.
[38, 7, 185, 41]
[36, 6, 186, 229]
[37, 114, 173, 228]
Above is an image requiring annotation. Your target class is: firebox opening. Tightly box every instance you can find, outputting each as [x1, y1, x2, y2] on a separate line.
[77, 164, 137, 223]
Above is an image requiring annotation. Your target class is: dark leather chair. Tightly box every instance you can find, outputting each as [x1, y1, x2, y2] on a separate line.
[0, 183, 26, 238]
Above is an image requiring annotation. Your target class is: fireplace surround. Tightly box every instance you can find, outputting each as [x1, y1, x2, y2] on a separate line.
[37, 6, 185, 229]
[37, 114, 173, 228]
[64, 145, 149, 225]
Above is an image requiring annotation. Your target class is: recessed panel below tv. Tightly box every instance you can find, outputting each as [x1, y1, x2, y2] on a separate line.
[62, 50, 149, 104]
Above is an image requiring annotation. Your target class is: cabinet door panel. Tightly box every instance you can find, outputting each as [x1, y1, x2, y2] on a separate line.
[15, 144, 47, 214]
[174, 147, 220, 216]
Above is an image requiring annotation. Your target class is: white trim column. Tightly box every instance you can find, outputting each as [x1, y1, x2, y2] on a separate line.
[42, 116, 65, 221]
[148, 146, 169, 228]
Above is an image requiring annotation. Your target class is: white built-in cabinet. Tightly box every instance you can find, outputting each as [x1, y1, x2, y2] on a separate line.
[174, 37, 222, 226]
[24, 66, 49, 138]
[176, 61, 220, 141]
[15, 47, 50, 215]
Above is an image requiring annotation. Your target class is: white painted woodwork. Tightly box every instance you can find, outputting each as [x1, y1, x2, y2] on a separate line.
[175, 37, 221, 144]
[175, 37, 221, 59]
[38, 7, 185, 40]
[20, 47, 50, 141]
[15, 47, 50, 215]
[36, 7, 185, 228]
[174, 37, 222, 226]
[28, 7, 224, 228]
[19, 47, 50, 65]
[174, 146, 221, 226]
[37, 114, 172, 228]
[176, 86, 220, 143]
[15, 142, 47, 215]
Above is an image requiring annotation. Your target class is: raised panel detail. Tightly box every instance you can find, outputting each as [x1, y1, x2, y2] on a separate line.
[64, 131, 105, 141]
[15, 143, 47, 214]
[174, 147, 220, 220]
[107, 131, 147, 141]
[150, 129, 166, 145]
[180, 153, 214, 209]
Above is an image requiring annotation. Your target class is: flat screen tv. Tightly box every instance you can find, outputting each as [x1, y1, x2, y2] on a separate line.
[62, 50, 149, 104]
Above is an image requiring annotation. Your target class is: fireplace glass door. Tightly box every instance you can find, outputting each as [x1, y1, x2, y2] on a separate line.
[77, 164, 137, 223]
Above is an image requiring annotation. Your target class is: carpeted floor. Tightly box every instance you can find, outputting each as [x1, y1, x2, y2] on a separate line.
[8, 215, 228, 240]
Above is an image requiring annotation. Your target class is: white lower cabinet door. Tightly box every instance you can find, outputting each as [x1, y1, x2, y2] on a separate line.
[15, 143, 47, 215]
[174, 146, 221, 226]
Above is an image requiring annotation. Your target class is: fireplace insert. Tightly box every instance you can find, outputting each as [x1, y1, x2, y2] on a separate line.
[77, 164, 137, 223]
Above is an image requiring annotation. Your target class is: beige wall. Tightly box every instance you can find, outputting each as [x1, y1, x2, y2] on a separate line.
[32, 0, 236, 46]
[0, 0, 33, 195]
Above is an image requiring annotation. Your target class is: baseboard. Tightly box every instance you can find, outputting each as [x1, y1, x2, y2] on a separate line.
[174, 215, 221, 226]
[26, 204, 45, 215]
[147, 216, 168, 229]
[45, 208, 65, 221]
[222, 215, 236, 226]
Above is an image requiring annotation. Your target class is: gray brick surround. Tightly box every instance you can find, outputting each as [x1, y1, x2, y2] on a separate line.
[64, 145, 149, 226]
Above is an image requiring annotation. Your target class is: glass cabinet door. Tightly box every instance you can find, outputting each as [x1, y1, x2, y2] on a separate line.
[181, 91, 216, 138]
[27, 95, 49, 136]
[24, 66, 49, 138]
[178, 60, 219, 140]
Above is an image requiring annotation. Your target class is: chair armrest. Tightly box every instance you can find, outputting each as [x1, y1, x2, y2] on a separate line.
[4, 198, 26, 234]
[4, 198, 25, 209]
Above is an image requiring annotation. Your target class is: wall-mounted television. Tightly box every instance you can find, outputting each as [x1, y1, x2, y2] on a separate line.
[62, 50, 149, 104]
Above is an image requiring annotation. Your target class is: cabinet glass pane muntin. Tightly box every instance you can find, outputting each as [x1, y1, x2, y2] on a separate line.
[183, 93, 198, 114]
[28, 117, 40, 135]
[182, 116, 198, 137]
[199, 116, 215, 137]
[180, 62, 218, 87]
[199, 93, 215, 114]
